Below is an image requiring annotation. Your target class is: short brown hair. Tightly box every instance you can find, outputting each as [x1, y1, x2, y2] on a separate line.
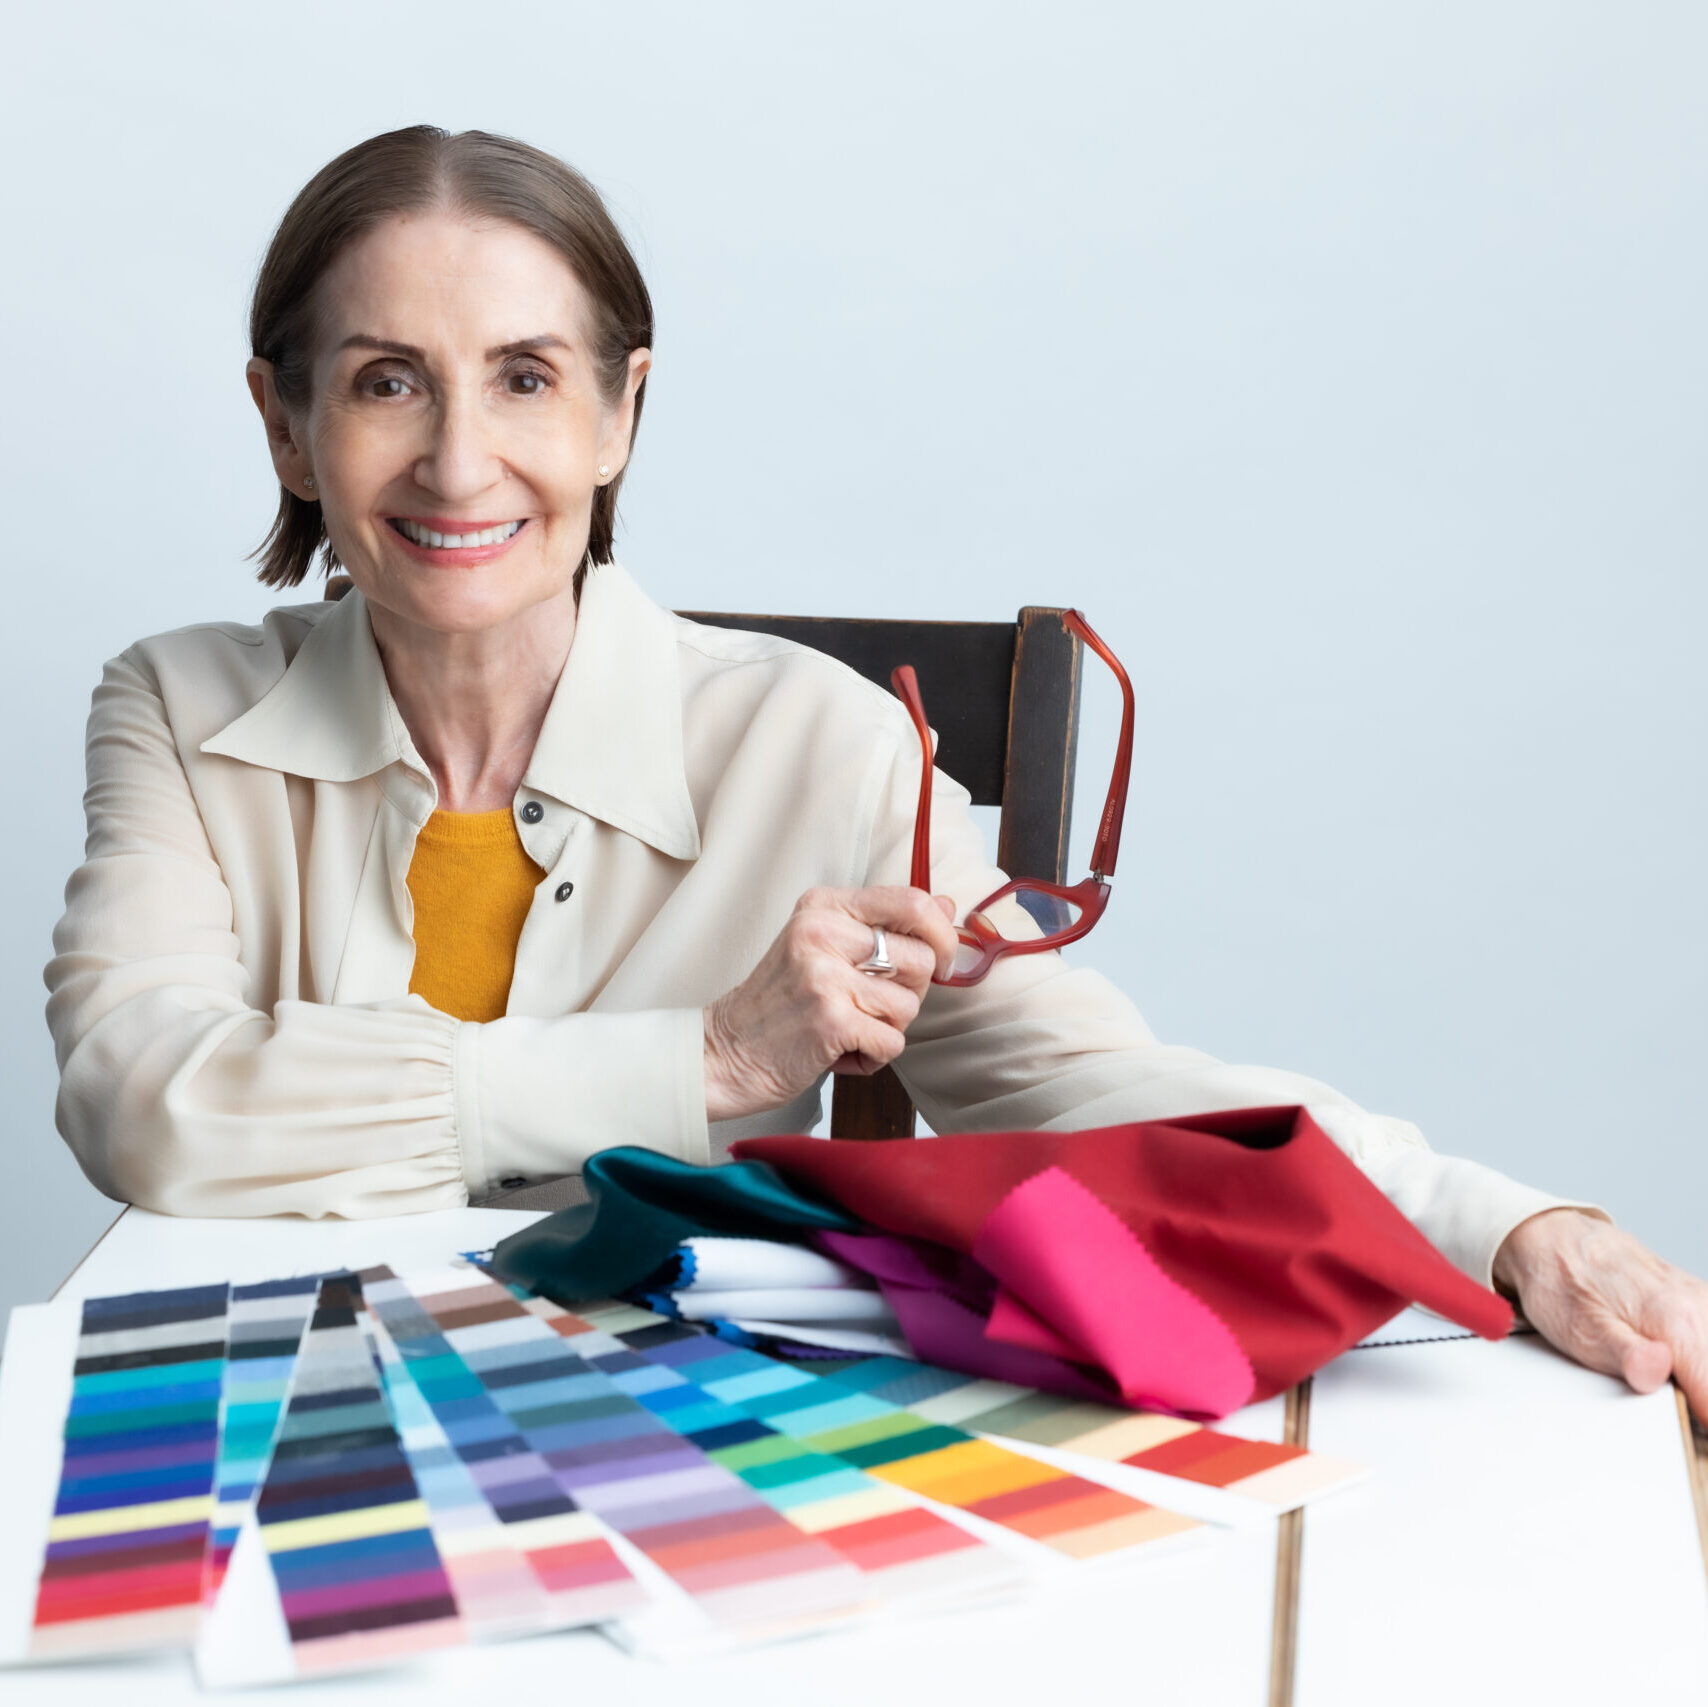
[249, 126, 653, 593]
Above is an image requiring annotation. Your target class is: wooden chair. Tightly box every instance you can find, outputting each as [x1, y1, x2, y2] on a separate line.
[678, 607, 1087, 1141]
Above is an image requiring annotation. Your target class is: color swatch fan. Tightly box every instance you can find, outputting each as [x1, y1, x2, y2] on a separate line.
[0, 1255, 1358, 1684]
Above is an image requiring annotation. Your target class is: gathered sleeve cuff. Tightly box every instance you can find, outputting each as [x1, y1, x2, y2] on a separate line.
[51, 982, 470, 1218]
[453, 1007, 710, 1196]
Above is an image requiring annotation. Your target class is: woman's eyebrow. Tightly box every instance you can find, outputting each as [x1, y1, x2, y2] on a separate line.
[336, 334, 425, 359]
[332, 334, 572, 360]
[486, 335, 571, 359]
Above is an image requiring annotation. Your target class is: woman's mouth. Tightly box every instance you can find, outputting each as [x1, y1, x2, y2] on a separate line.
[388, 518, 525, 550]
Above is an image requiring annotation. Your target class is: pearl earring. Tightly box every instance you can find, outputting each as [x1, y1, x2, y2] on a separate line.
[597, 464, 611, 480]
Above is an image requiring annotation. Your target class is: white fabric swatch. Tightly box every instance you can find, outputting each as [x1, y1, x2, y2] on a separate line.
[675, 1288, 899, 1325]
[676, 1237, 866, 1293]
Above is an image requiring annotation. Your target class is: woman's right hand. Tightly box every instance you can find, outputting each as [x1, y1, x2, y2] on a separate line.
[701, 885, 959, 1123]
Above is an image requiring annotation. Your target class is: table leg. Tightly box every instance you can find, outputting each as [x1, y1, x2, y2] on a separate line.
[1268, 1378, 1312, 1707]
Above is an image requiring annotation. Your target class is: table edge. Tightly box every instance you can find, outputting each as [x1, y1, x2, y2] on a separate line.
[49, 1206, 127, 1301]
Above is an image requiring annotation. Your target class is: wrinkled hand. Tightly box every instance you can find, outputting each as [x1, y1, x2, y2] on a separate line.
[702, 886, 959, 1124]
[1493, 1209, 1708, 1419]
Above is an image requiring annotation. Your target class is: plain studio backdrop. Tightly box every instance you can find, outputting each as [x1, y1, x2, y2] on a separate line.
[1, 2, 1702, 1318]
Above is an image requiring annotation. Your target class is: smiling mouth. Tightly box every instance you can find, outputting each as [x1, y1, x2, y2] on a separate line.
[388, 518, 526, 549]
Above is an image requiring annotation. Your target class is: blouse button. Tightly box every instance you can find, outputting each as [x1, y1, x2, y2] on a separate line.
[519, 800, 544, 824]
[555, 881, 575, 903]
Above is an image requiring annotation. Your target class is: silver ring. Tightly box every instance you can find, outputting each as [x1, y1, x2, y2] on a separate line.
[856, 925, 897, 978]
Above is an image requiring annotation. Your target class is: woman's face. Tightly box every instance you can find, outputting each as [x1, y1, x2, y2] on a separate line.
[250, 209, 648, 643]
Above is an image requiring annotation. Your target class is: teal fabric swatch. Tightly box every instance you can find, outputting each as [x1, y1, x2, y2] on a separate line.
[487, 1147, 861, 1305]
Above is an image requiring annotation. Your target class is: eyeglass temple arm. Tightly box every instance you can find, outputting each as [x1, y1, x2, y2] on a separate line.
[1062, 609, 1133, 880]
[890, 665, 936, 891]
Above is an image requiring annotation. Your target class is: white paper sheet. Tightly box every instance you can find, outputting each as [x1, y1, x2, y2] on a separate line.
[0, 1302, 81, 1666]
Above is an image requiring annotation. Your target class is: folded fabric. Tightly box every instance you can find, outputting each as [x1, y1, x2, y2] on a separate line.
[672, 1286, 896, 1324]
[733, 1108, 1511, 1414]
[491, 1108, 1511, 1420]
[668, 1236, 864, 1294]
[620, 1236, 910, 1357]
[488, 1147, 860, 1303]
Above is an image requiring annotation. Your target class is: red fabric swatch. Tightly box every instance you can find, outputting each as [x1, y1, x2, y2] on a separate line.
[734, 1106, 1510, 1405]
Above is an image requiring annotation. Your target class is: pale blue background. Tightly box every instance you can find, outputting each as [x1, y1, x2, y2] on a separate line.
[2, 2, 1703, 1316]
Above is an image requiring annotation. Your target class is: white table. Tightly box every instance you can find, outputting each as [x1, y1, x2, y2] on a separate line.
[6, 1207, 1706, 1705]
[1299, 1334, 1708, 1703]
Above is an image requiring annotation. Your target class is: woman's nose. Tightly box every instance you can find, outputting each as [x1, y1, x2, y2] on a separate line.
[412, 386, 506, 501]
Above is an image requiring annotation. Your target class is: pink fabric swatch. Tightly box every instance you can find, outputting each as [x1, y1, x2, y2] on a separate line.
[973, 1167, 1256, 1417]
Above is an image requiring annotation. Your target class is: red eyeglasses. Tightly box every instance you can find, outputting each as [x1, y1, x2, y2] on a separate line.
[891, 609, 1134, 986]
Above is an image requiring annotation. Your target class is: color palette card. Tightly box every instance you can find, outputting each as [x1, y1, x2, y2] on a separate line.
[0, 1284, 230, 1664]
[794, 1357, 1364, 1512]
[516, 1294, 1028, 1618]
[367, 1264, 870, 1647]
[574, 1302, 1206, 1565]
[367, 1314, 557, 1640]
[359, 1267, 647, 1636]
[203, 1275, 321, 1600]
[196, 1273, 465, 1687]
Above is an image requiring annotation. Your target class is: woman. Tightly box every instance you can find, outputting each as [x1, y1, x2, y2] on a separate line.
[44, 126, 1707, 1410]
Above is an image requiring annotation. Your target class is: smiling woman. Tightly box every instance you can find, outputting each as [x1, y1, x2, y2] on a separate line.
[252, 217, 641, 655]
[243, 132, 652, 812]
[249, 128, 651, 599]
[41, 125, 1708, 1419]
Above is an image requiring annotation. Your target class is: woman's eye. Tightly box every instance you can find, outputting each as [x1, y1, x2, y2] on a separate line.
[506, 367, 552, 396]
[367, 374, 413, 399]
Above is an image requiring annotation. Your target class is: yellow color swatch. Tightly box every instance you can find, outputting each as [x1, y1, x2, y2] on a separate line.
[867, 1439, 1061, 1504]
[262, 1498, 432, 1553]
[48, 1495, 213, 1543]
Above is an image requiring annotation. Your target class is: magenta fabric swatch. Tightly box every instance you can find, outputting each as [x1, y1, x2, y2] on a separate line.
[815, 1229, 1115, 1403]
[974, 1166, 1257, 1416]
[818, 1170, 1259, 1416]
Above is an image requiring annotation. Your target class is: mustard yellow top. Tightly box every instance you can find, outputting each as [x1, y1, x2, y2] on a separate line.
[407, 808, 545, 1023]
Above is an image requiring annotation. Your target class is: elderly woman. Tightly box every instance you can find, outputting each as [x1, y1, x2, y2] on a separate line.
[45, 126, 1707, 1410]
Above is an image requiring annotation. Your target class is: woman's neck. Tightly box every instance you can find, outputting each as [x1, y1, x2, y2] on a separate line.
[370, 591, 577, 814]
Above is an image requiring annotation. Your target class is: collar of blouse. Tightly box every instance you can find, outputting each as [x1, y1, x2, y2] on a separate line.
[200, 559, 703, 862]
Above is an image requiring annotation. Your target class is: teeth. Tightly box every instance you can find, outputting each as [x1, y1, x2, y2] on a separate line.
[396, 519, 521, 549]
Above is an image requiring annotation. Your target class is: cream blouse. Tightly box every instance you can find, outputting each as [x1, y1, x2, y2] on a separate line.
[44, 562, 1577, 1282]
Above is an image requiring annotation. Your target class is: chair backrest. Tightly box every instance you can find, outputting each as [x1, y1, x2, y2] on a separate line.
[678, 607, 1086, 1140]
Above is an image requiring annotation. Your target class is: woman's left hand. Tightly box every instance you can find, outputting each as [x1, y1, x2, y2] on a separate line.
[701, 886, 959, 1124]
[1493, 1209, 1708, 1419]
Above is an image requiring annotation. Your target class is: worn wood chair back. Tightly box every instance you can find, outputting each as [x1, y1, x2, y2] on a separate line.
[679, 607, 1086, 1140]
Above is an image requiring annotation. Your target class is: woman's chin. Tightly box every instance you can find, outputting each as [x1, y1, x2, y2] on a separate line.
[364, 577, 572, 644]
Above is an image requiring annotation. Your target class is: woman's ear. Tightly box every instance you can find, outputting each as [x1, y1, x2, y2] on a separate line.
[596, 346, 652, 480]
[246, 358, 316, 499]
